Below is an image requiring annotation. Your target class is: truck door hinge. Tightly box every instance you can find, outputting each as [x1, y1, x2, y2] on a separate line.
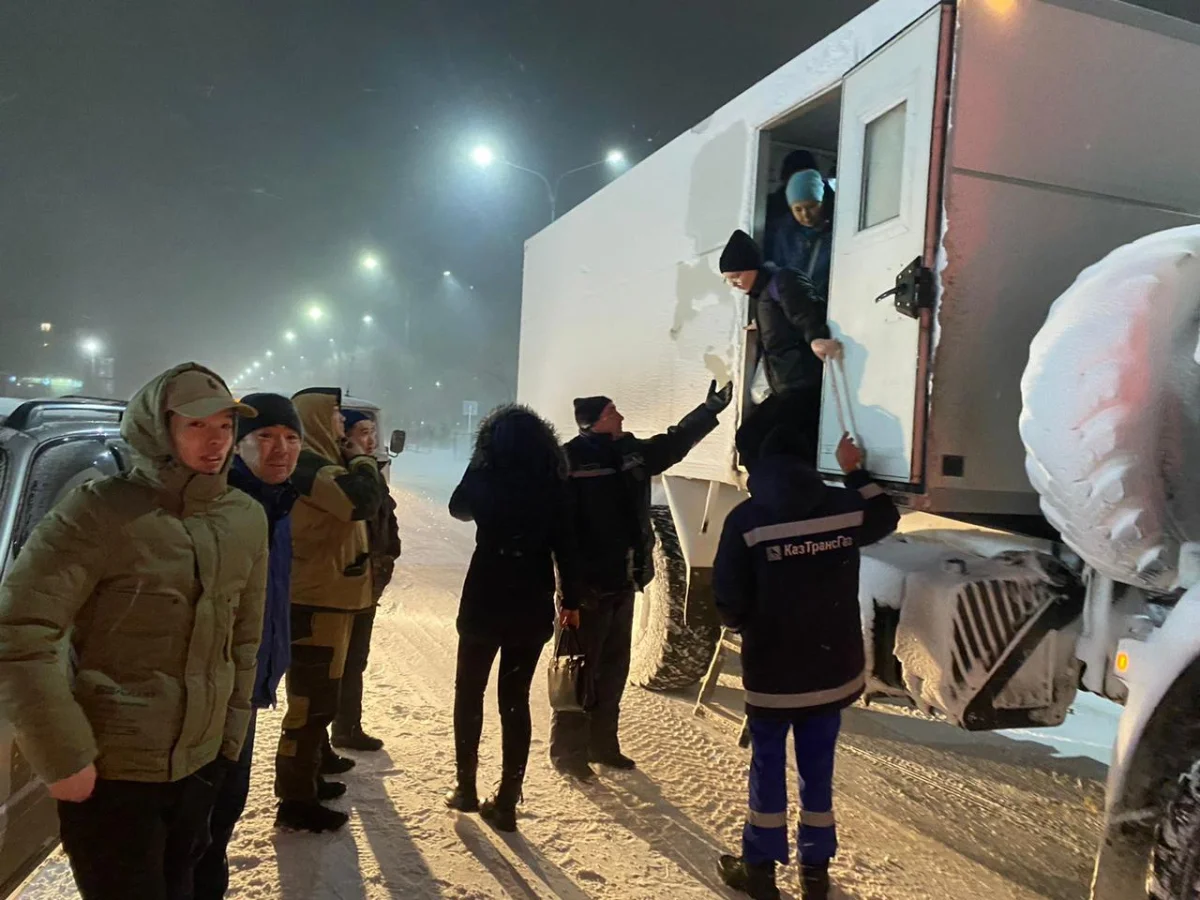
[874, 257, 935, 319]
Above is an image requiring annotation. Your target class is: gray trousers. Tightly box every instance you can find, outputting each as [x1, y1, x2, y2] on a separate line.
[549, 588, 636, 764]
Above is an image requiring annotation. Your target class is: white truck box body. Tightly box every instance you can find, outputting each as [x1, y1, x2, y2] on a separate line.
[518, 0, 1200, 516]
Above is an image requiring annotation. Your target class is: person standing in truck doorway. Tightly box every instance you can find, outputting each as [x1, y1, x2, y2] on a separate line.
[329, 409, 401, 753]
[195, 393, 302, 900]
[714, 426, 899, 900]
[0, 364, 267, 900]
[720, 228, 842, 466]
[771, 170, 834, 301]
[549, 380, 734, 781]
[763, 149, 819, 267]
[274, 388, 388, 833]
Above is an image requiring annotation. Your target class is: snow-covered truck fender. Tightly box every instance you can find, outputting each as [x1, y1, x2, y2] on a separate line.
[1020, 224, 1200, 899]
[1092, 588, 1200, 900]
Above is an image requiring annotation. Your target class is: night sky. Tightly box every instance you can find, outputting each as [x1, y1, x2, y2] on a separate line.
[1, 0, 1195, 426]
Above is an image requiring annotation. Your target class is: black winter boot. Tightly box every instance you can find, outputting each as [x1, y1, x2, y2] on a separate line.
[590, 751, 636, 770]
[479, 773, 523, 833]
[331, 728, 385, 752]
[321, 744, 357, 775]
[718, 855, 781, 900]
[445, 766, 480, 813]
[275, 800, 349, 833]
[800, 864, 830, 900]
[318, 777, 347, 801]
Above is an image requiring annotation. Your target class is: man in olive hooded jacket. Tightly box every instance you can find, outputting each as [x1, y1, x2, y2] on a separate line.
[274, 387, 388, 833]
[0, 364, 267, 900]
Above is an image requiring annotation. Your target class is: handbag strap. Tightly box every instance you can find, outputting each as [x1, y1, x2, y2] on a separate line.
[555, 626, 583, 658]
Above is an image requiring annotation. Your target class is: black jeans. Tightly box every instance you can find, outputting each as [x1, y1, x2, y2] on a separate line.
[549, 589, 635, 765]
[193, 712, 256, 900]
[58, 768, 222, 900]
[333, 605, 378, 738]
[453, 636, 544, 785]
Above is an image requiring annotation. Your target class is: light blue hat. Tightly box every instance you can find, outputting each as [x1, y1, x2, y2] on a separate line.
[785, 169, 825, 205]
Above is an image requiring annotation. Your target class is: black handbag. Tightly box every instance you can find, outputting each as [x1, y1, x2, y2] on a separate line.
[547, 627, 590, 713]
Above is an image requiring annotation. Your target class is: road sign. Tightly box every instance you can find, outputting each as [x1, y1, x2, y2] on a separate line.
[463, 400, 479, 417]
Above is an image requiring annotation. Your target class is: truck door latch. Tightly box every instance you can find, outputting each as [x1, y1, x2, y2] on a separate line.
[874, 257, 934, 319]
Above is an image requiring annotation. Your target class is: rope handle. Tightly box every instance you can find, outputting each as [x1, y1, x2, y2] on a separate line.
[825, 355, 859, 444]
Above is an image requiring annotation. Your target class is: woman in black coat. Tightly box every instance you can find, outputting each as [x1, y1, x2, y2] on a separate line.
[444, 404, 578, 831]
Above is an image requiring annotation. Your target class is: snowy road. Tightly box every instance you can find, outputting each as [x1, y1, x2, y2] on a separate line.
[18, 451, 1113, 900]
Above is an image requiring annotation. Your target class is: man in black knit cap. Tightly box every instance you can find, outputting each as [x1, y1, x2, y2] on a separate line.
[195, 392, 302, 898]
[720, 228, 840, 465]
[550, 381, 733, 780]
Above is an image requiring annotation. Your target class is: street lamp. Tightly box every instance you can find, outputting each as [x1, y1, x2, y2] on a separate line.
[306, 304, 325, 323]
[362, 314, 374, 325]
[265, 350, 274, 359]
[79, 337, 102, 382]
[284, 330, 297, 343]
[360, 252, 380, 272]
[471, 145, 496, 167]
[470, 144, 629, 222]
[442, 270, 452, 278]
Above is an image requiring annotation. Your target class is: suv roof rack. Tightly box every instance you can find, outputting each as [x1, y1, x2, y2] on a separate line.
[3, 397, 127, 431]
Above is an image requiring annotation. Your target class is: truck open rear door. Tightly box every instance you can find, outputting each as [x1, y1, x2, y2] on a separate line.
[818, 4, 952, 482]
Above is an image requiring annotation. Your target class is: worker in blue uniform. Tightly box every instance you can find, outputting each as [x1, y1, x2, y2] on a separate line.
[714, 423, 900, 900]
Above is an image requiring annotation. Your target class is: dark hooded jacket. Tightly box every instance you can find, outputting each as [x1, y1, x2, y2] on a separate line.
[751, 264, 830, 397]
[713, 456, 899, 719]
[449, 405, 579, 645]
[566, 403, 718, 593]
[228, 458, 297, 708]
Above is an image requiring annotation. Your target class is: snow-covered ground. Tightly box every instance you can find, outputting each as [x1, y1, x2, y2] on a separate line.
[17, 451, 1114, 900]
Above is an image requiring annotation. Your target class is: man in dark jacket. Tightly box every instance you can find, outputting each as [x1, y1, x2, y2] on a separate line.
[330, 409, 401, 753]
[549, 380, 733, 780]
[195, 393, 301, 900]
[714, 427, 899, 900]
[721, 228, 840, 465]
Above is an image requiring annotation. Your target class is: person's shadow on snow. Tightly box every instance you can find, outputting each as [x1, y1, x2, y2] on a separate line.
[272, 749, 441, 899]
[580, 770, 801, 899]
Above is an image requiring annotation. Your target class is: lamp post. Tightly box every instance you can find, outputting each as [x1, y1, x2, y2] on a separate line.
[470, 145, 627, 222]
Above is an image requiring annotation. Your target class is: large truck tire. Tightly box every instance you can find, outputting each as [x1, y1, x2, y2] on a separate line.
[1149, 759, 1200, 899]
[629, 507, 719, 691]
[1020, 225, 1200, 593]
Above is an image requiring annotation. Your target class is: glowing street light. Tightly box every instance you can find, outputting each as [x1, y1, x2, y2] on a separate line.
[471, 143, 630, 221]
[435, 380, 442, 388]
[362, 314, 374, 325]
[443, 270, 452, 278]
[265, 350, 274, 359]
[471, 145, 496, 168]
[360, 252, 380, 272]
[284, 330, 297, 343]
[79, 337, 102, 357]
[306, 304, 325, 323]
[252, 361, 261, 370]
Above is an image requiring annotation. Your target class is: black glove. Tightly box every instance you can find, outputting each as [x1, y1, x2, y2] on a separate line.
[705, 380, 734, 414]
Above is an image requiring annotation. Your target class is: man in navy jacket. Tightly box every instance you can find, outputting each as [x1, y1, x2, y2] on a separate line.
[194, 393, 302, 900]
[714, 426, 899, 900]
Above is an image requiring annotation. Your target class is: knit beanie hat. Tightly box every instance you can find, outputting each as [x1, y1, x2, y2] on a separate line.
[574, 396, 613, 430]
[342, 409, 374, 431]
[786, 170, 826, 206]
[236, 393, 303, 443]
[781, 149, 819, 182]
[719, 230, 763, 274]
